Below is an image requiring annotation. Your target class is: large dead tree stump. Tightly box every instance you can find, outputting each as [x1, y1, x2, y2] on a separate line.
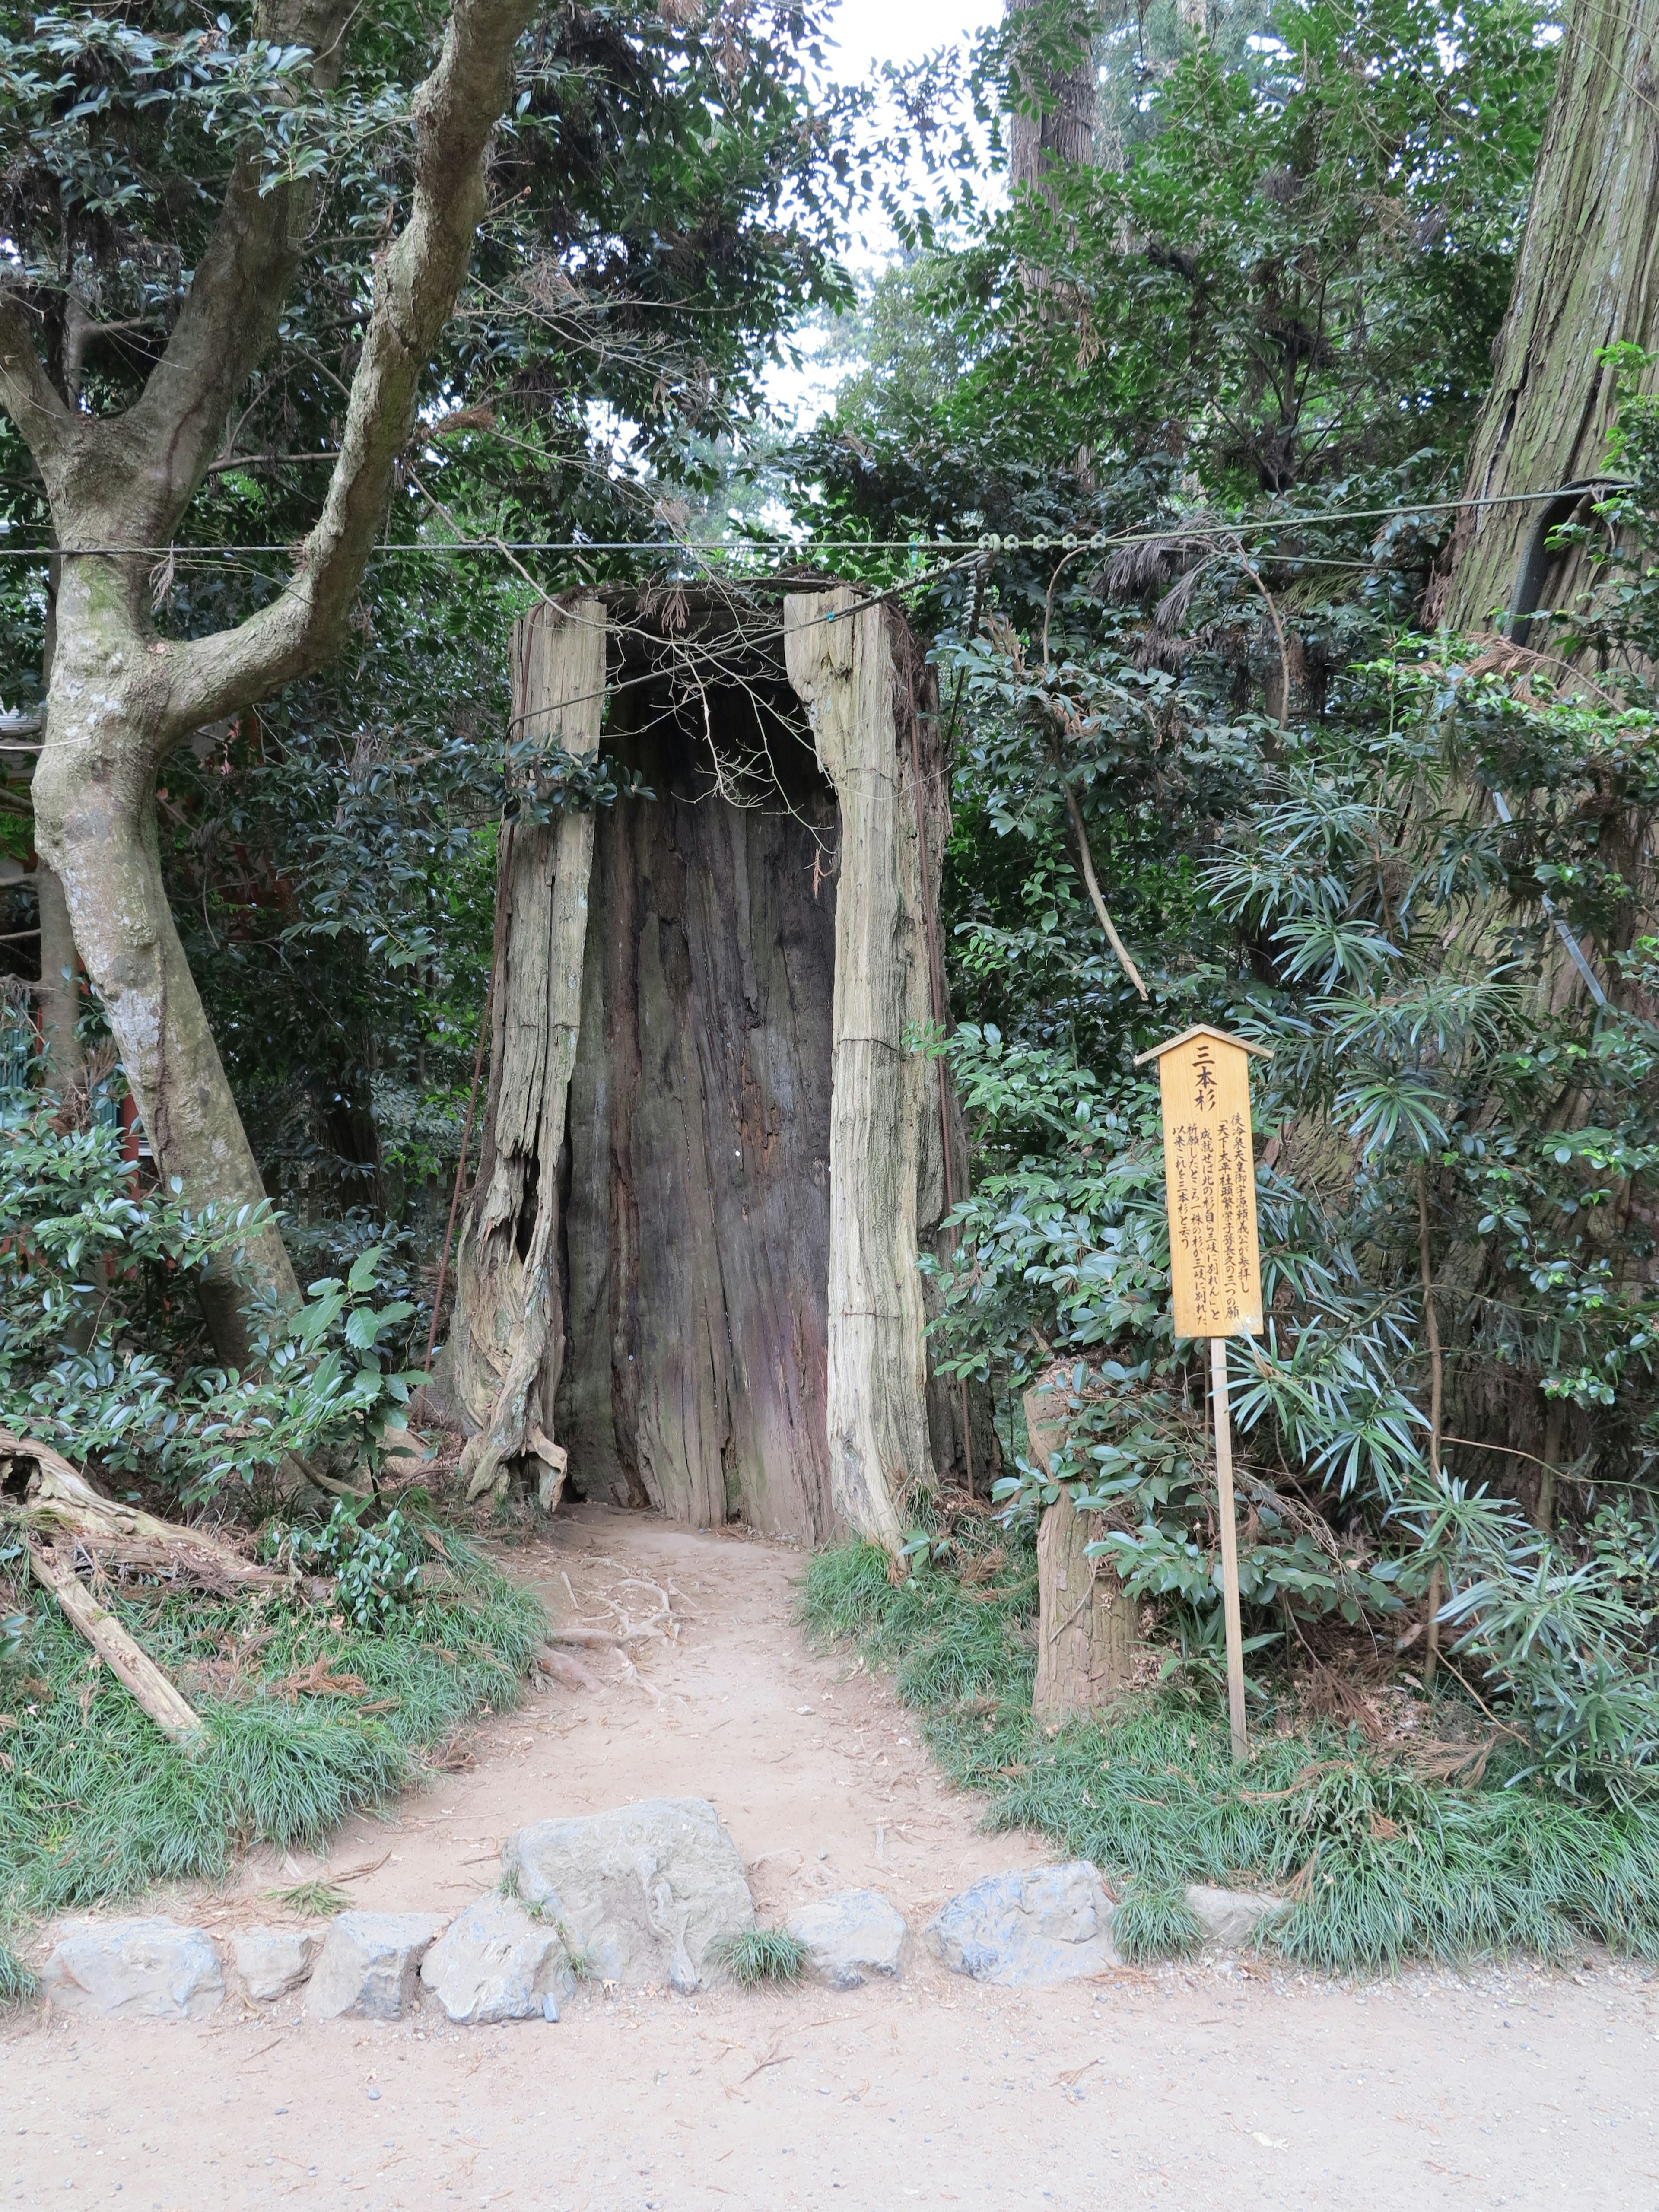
[1026, 1377, 1137, 1718]
[448, 586, 980, 1546]
[449, 597, 606, 1506]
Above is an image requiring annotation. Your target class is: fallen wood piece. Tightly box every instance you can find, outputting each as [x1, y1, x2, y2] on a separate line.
[533, 1646, 597, 1692]
[0, 1428, 285, 1591]
[27, 1542, 206, 1756]
[547, 1624, 665, 1651]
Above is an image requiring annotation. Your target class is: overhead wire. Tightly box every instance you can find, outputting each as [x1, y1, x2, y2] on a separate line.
[0, 473, 1638, 561]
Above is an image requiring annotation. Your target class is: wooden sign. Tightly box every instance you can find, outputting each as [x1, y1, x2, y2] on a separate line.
[1134, 1022, 1272, 1762]
[1135, 1023, 1270, 1340]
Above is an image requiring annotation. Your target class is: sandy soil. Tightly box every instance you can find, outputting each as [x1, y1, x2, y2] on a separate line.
[5, 1502, 1658, 2209]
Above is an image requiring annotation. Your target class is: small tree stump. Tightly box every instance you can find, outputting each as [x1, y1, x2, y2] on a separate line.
[1025, 1382, 1137, 1720]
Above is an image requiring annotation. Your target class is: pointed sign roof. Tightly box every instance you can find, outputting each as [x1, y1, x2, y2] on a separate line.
[1132, 1022, 1274, 1068]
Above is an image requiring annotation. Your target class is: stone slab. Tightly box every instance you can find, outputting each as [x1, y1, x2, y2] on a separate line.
[41, 1918, 224, 2021]
[925, 1863, 1119, 1986]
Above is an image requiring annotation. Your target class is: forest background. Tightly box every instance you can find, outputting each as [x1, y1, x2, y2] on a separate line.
[9, 0, 1659, 1974]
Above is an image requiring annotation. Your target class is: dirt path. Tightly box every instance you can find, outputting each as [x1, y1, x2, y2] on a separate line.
[4, 1503, 1657, 2208]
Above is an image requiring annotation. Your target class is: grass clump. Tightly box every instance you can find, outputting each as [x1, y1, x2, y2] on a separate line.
[1112, 1879, 1205, 1964]
[801, 1536, 1659, 1972]
[0, 1517, 543, 1944]
[716, 1926, 810, 1986]
[266, 1879, 353, 1917]
[0, 1937, 36, 2005]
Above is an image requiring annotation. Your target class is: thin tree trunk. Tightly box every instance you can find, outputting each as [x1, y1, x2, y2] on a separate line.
[1417, 1161, 1445, 1687]
[785, 589, 940, 1553]
[3, 0, 534, 1348]
[450, 599, 606, 1506]
[1427, 0, 1659, 641]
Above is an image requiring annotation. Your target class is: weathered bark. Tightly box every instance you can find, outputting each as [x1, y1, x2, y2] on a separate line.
[1006, 0, 1097, 200]
[451, 599, 606, 1506]
[0, 0, 535, 1352]
[555, 673, 839, 1541]
[35, 555, 82, 1093]
[1427, 0, 1659, 642]
[0, 1426, 284, 1592]
[785, 591, 940, 1552]
[34, 865, 80, 1097]
[1026, 1379, 1138, 1718]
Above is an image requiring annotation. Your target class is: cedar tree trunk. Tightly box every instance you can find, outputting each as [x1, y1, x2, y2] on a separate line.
[1427, 0, 1659, 642]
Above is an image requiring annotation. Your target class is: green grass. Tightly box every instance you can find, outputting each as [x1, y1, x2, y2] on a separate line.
[0, 1520, 543, 1952]
[801, 1536, 1659, 1972]
[1113, 1879, 1205, 1963]
[716, 1926, 810, 1986]
[265, 1879, 353, 1916]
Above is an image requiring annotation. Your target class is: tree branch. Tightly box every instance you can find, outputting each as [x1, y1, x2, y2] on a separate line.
[121, 0, 351, 529]
[0, 293, 74, 475]
[158, 0, 534, 741]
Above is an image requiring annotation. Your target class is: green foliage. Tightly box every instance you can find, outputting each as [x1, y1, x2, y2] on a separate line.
[266, 1502, 420, 1632]
[716, 1926, 810, 1986]
[0, 1939, 36, 2007]
[802, 1538, 1659, 1970]
[0, 1520, 542, 1936]
[0, 1093, 423, 1499]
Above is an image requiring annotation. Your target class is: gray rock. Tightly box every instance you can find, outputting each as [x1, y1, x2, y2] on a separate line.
[231, 1927, 317, 2003]
[502, 1798, 754, 1992]
[305, 1911, 446, 2021]
[925, 1863, 1119, 1986]
[1185, 1884, 1286, 1950]
[785, 1889, 909, 1990]
[42, 1918, 224, 2021]
[420, 1894, 575, 2024]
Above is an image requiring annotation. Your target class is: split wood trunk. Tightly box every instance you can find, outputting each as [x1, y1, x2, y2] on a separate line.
[447, 587, 980, 1548]
[448, 597, 606, 1505]
[1428, 0, 1659, 643]
[1025, 1379, 1137, 1718]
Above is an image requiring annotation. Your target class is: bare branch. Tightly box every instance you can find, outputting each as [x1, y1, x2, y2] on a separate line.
[159, 0, 535, 741]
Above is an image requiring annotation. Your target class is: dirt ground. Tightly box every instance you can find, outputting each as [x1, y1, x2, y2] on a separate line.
[5, 1501, 1659, 2209]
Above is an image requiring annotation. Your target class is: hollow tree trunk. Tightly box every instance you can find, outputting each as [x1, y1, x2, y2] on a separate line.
[1427, 0, 1659, 641]
[1026, 1376, 1137, 1718]
[555, 675, 839, 1542]
[450, 598, 606, 1505]
[785, 589, 943, 1552]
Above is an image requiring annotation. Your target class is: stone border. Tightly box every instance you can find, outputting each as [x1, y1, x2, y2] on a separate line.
[31, 1875, 1284, 2022]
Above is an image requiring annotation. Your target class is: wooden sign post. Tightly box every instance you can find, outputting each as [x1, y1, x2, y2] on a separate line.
[1134, 1023, 1272, 1762]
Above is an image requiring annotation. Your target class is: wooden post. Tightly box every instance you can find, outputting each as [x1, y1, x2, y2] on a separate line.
[1209, 1337, 1248, 1761]
[1135, 1022, 1273, 1765]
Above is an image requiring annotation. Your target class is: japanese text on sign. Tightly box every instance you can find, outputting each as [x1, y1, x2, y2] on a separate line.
[1152, 1030, 1264, 1338]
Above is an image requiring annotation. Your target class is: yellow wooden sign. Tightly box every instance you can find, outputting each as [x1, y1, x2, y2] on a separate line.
[1135, 1024, 1270, 1340]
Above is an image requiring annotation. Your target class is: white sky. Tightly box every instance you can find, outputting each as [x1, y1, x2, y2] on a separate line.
[763, 0, 995, 428]
[823, 0, 990, 75]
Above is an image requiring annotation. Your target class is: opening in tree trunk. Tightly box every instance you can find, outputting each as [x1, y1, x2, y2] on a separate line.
[447, 586, 985, 1546]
